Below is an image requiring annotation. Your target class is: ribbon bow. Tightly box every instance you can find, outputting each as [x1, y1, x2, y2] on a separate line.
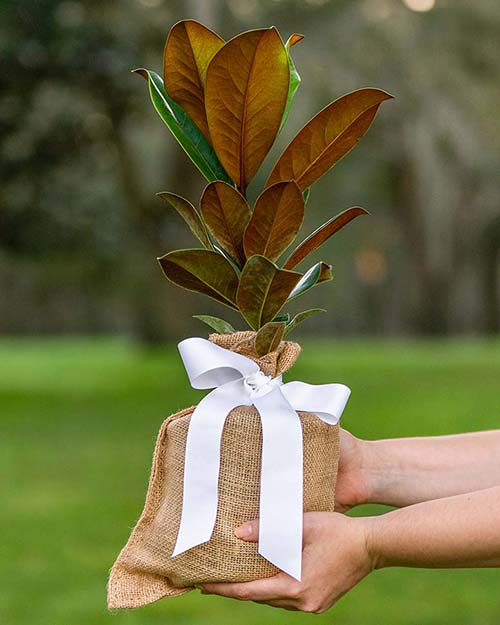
[172, 337, 351, 581]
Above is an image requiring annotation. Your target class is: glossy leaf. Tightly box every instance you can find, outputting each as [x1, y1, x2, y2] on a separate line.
[243, 181, 304, 262]
[200, 181, 251, 266]
[287, 33, 304, 47]
[254, 321, 287, 356]
[284, 308, 325, 336]
[287, 261, 333, 300]
[267, 88, 393, 191]
[284, 207, 368, 269]
[158, 249, 238, 309]
[193, 314, 235, 334]
[279, 33, 303, 133]
[205, 27, 289, 193]
[212, 242, 242, 275]
[273, 313, 290, 323]
[157, 192, 212, 248]
[163, 20, 224, 140]
[236, 255, 301, 329]
[134, 69, 232, 184]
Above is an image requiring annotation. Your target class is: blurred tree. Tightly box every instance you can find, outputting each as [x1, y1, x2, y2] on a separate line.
[297, 0, 500, 334]
[0, 0, 215, 340]
[1, 0, 499, 338]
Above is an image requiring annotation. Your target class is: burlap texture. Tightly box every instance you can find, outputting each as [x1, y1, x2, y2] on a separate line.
[107, 331, 340, 609]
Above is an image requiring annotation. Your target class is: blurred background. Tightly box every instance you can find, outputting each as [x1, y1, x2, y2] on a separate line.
[1, 1, 499, 624]
[2, 0, 499, 339]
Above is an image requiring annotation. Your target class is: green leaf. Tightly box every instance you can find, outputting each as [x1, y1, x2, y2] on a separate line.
[287, 261, 333, 300]
[273, 313, 291, 323]
[158, 249, 239, 309]
[133, 69, 232, 184]
[284, 308, 326, 336]
[193, 315, 236, 334]
[157, 192, 213, 249]
[254, 321, 287, 357]
[279, 33, 303, 133]
[236, 255, 301, 330]
[284, 207, 368, 270]
[303, 188, 311, 205]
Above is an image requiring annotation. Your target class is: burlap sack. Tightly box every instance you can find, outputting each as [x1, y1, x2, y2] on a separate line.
[107, 331, 340, 609]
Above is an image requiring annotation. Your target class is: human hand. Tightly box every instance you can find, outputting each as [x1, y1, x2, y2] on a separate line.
[200, 511, 375, 613]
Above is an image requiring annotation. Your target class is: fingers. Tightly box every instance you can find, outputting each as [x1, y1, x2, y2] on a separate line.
[234, 519, 259, 542]
[200, 573, 294, 602]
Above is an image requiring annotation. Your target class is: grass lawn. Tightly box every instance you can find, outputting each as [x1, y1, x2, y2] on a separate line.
[1, 336, 500, 625]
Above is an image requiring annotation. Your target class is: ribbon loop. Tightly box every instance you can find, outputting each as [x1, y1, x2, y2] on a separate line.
[178, 337, 258, 389]
[172, 337, 351, 581]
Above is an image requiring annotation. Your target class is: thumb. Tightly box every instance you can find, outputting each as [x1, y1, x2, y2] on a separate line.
[234, 519, 259, 542]
[235, 513, 321, 544]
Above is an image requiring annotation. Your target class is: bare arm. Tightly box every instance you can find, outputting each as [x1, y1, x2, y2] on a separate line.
[370, 484, 500, 568]
[338, 429, 500, 509]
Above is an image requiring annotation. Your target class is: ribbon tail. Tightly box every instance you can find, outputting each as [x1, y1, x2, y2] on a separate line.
[172, 380, 245, 556]
[254, 388, 303, 581]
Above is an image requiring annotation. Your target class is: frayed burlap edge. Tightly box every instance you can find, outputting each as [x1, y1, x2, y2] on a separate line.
[107, 406, 196, 609]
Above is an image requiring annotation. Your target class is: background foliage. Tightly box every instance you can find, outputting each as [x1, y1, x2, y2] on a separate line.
[2, 0, 499, 340]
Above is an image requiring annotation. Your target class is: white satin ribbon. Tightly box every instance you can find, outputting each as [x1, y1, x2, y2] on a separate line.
[172, 337, 351, 581]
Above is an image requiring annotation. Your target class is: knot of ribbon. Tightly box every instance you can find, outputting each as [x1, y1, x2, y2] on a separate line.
[173, 337, 351, 581]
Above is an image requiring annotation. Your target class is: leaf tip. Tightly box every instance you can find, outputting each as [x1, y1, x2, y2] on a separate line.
[380, 89, 395, 100]
[287, 33, 304, 47]
[132, 68, 148, 80]
[355, 206, 371, 216]
[156, 191, 175, 200]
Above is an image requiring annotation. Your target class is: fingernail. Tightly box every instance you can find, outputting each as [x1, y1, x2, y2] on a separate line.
[235, 523, 252, 538]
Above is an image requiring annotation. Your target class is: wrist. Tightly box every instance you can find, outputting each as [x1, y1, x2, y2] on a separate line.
[356, 438, 388, 505]
[363, 514, 389, 570]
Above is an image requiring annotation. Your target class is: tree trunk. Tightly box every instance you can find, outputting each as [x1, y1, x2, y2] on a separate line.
[482, 217, 500, 334]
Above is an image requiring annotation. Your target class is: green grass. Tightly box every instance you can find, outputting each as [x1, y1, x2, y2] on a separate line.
[1, 336, 500, 625]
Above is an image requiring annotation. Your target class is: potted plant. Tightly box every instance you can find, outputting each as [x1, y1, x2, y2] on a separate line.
[108, 20, 391, 609]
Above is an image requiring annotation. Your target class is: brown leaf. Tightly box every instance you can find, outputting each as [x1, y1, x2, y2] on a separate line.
[287, 33, 304, 48]
[266, 89, 393, 191]
[205, 27, 289, 193]
[243, 181, 304, 262]
[200, 182, 251, 266]
[317, 262, 333, 283]
[284, 207, 368, 269]
[158, 249, 238, 309]
[254, 321, 286, 356]
[163, 20, 224, 140]
[157, 192, 212, 248]
[236, 255, 301, 329]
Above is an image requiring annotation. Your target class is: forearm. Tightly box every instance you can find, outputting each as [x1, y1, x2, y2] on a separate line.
[362, 430, 500, 507]
[367, 485, 500, 569]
